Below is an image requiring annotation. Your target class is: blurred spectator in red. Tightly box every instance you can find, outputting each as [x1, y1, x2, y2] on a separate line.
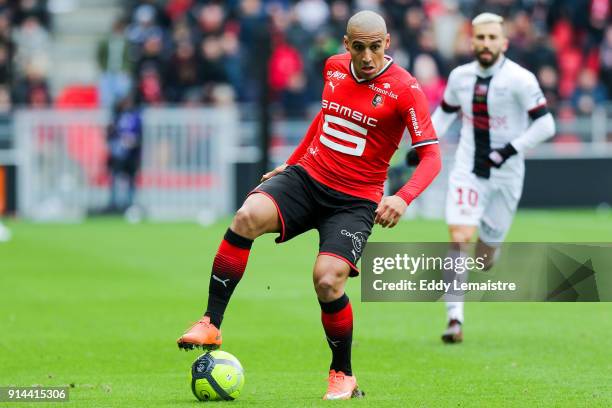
[136, 67, 164, 105]
[97, 18, 132, 108]
[166, 0, 193, 23]
[556, 40, 582, 97]
[269, 36, 307, 117]
[269, 38, 303, 93]
[571, 69, 608, 115]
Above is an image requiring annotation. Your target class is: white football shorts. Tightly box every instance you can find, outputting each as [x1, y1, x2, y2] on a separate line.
[445, 169, 523, 246]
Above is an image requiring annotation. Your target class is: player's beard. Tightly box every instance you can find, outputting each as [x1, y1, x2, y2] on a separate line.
[475, 49, 500, 68]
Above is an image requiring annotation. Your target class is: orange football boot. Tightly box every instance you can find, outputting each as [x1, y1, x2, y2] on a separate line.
[323, 370, 364, 400]
[177, 316, 222, 350]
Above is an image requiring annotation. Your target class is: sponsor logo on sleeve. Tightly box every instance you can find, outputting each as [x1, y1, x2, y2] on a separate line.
[326, 70, 348, 80]
[408, 107, 422, 137]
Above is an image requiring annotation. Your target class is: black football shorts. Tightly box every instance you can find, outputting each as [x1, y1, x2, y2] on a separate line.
[249, 165, 377, 276]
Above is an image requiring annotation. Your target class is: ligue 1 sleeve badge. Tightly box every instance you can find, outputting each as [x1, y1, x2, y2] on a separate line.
[372, 93, 384, 108]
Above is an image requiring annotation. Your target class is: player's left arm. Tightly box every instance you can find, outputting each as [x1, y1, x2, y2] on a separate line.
[488, 73, 556, 168]
[375, 84, 442, 228]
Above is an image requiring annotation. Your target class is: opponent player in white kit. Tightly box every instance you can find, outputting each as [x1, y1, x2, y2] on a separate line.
[411, 13, 556, 343]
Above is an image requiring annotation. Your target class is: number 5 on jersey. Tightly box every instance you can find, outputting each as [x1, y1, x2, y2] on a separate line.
[320, 114, 367, 156]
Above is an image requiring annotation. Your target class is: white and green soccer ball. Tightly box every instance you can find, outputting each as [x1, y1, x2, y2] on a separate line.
[191, 350, 244, 401]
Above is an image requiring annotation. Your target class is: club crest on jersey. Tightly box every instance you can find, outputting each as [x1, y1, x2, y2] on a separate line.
[475, 84, 489, 96]
[372, 94, 384, 108]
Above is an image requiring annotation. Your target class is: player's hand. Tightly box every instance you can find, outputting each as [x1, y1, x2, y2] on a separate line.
[487, 143, 517, 168]
[261, 163, 288, 182]
[374, 196, 408, 228]
[405, 149, 420, 167]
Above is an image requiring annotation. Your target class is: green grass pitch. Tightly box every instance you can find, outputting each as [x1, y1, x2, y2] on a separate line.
[1, 210, 611, 407]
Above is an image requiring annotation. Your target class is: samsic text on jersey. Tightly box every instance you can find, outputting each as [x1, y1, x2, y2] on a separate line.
[298, 53, 438, 203]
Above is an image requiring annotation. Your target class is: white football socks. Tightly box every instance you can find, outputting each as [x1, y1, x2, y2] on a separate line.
[443, 248, 467, 324]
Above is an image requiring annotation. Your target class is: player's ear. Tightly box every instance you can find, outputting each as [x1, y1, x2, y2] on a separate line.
[385, 33, 390, 50]
[343, 35, 350, 52]
[501, 37, 509, 52]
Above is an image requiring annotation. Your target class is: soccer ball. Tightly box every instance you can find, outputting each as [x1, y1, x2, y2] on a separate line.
[191, 350, 244, 401]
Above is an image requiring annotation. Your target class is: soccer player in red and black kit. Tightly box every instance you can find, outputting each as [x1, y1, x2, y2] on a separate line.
[178, 10, 441, 400]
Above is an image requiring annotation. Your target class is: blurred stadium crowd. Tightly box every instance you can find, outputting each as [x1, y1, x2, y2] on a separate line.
[0, 0, 610, 120]
[105, 0, 611, 120]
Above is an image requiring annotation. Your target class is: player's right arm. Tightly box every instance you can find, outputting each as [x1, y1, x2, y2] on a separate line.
[261, 110, 322, 182]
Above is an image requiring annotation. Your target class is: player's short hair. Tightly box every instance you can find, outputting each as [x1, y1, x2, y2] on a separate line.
[346, 10, 387, 37]
[472, 12, 504, 26]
